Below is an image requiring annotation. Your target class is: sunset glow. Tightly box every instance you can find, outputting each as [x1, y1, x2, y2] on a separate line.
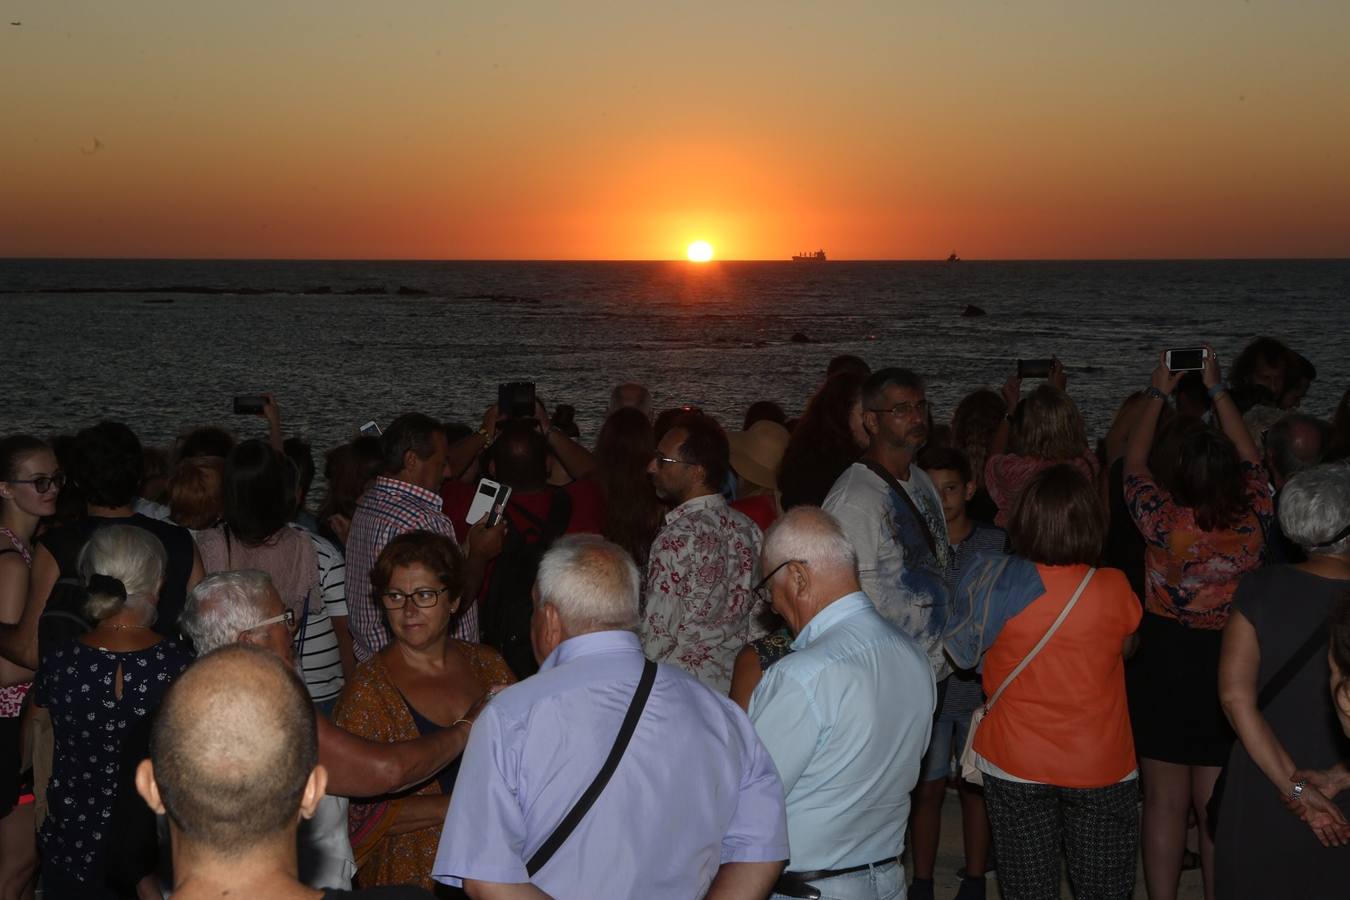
[686, 241, 715, 263]
[1, 3, 1348, 260]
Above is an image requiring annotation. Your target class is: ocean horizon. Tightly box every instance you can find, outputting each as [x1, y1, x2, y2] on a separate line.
[2, 258, 1346, 461]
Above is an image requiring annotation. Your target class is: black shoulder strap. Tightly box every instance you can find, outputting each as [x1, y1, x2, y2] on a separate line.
[525, 658, 657, 877]
[861, 459, 939, 558]
[1257, 621, 1329, 711]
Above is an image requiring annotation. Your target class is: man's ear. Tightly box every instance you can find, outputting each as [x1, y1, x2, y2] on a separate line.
[862, 411, 880, 437]
[403, 448, 421, 475]
[135, 758, 166, 815]
[298, 765, 328, 821]
[964, 479, 977, 502]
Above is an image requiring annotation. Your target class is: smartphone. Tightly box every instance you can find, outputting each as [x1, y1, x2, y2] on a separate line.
[485, 492, 511, 528]
[1165, 347, 1209, 372]
[233, 395, 266, 415]
[467, 478, 511, 526]
[359, 420, 382, 437]
[1016, 359, 1055, 379]
[498, 382, 537, 420]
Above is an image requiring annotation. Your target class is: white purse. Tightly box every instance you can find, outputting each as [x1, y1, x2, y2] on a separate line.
[959, 567, 1095, 786]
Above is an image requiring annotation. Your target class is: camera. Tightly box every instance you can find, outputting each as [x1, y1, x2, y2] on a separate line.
[233, 395, 266, 415]
[498, 382, 537, 421]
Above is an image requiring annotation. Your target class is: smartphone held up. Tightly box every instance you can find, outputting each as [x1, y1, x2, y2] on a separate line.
[1164, 347, 1209, 372]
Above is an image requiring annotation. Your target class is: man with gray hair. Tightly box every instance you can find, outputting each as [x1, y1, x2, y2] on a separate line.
[749, 507, 935, 900]
[180, 571, 491, 889]
[434, 535, 788, 899]
[1263, 412, 1331, 565]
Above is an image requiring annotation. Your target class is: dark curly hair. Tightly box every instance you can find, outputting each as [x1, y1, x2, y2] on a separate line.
[73, 421, 144, 509]
[371, 530, 466, 602]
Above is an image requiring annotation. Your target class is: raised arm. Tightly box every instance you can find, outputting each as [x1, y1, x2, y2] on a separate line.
[1202, 344, 1261, 465]
[989, 374, 1020, 458]
[536, 400, 597, 481]
[1124, 354, 1182, 478]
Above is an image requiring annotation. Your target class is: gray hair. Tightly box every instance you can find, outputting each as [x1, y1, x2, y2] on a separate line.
[77, 526, 165, 625]
[1279, 464, 1350, 557]
[763, 506, 859, 578]
[180, 570, 276, 655]
[536, 535, 640, 635]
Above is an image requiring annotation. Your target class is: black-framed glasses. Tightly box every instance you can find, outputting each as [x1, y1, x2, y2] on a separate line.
[7, 472, 65, 494]
[752, 558, 807, 603]
[868, 399, 928, 418]
[653, 454, 696, 468]
[249, 608, 297, 633]
[379, 587, 449, 609]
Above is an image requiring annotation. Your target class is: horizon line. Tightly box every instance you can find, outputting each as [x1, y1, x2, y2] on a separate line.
[4, 255, 1349, 264]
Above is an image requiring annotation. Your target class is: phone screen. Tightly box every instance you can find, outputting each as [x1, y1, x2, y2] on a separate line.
[1167, 348, 1207, 371]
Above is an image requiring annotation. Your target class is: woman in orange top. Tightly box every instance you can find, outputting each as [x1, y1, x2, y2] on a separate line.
[333, 531, 513, 890]
[948, 464, 1141, 900]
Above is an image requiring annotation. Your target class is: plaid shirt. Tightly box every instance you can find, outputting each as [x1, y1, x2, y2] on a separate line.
[347, 476, 474, 661]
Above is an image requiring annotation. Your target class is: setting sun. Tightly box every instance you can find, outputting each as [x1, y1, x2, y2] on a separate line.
[686, 241, 714, 263]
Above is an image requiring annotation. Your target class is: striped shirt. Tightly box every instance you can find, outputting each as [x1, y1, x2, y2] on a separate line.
[294, 527, 349, 704]
[346, 476, 472, 661]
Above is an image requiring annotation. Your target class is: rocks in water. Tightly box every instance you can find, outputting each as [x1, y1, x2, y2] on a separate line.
[961, 304, 987, 318]
[789, 332, 817, 344]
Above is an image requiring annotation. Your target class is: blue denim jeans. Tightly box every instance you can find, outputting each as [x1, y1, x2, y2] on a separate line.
[772, 861, 905, 900]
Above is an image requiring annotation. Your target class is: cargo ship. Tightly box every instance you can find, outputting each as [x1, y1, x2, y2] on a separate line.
[792, 249, 827, 261]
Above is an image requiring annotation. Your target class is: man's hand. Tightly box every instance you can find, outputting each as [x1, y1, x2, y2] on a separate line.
[467, 518, 508, 562]
[260, 393, 284, 451]
[1284, 784, 1350, 847]
[1047, 356, 1068, 392]
[480, 404, 501, 436]
[1001, 374, 1021, 414]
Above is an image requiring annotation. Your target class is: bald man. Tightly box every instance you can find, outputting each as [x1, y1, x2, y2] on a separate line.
[136, 644, 432, 900]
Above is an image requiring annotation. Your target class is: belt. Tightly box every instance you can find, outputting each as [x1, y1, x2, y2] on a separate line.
[773, 857, 897, 898]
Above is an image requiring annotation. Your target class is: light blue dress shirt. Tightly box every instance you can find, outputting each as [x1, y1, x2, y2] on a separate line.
[434, 630, 789, 899]
[750, 591, 936, 871]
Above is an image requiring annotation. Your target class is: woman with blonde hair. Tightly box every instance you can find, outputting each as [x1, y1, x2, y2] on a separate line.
[985, 361, 1098, 527]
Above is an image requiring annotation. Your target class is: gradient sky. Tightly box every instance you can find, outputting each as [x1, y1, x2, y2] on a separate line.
[3, 1, 1348, 260]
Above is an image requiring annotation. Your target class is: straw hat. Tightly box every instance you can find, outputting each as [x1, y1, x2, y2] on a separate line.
[728, 420, 791, 491]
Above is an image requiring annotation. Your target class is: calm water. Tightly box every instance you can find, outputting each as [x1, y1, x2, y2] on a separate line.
[1, 259, 1346, 457]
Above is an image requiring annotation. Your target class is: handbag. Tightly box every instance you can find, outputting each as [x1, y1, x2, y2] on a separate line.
[959, 567, 1096, 786]
[1206, 619, 1330, 836]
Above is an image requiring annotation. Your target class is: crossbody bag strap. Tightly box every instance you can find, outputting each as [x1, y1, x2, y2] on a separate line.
[861, 460, 939, 559]
[1257, 620, 1329, 711]
[984, 567, 1095, 714]
[525, 657, 658, 877]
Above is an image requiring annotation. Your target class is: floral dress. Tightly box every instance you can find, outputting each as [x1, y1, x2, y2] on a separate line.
[33, 639, 192, 887]
[0, 526, 33, 719]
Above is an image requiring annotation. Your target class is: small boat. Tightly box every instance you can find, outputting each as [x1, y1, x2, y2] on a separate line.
[947, 252, 960, 263]
[792, 249, 827, 261]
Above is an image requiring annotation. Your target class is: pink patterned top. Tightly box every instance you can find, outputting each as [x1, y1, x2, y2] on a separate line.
[0, 526, 33, 718]
[640, 493, 766, 693]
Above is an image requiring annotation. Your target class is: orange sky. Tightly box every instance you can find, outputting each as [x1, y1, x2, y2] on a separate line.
[2, 2, 1348, 260]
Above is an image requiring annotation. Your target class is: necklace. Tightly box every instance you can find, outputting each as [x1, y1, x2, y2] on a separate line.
[102, 623, 152, 632]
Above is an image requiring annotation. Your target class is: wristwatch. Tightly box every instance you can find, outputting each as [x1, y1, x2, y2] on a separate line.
[1144, 386, 1168, 402]
[1292, 779, 1307, 800]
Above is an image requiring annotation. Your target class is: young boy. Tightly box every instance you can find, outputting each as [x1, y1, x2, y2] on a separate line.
[910, 446, 1007, 900]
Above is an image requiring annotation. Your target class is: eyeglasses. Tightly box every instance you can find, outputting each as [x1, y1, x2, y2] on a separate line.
[752, 558, 807, 603]
[868, 399, 928, 418]
[653, 454, 696, 468]
[249, 608, 296, 633]
[7, 472, 65, 494]
[379, 587, 449, 609]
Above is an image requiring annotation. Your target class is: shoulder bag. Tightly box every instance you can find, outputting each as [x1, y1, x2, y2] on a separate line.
[959, 567, 1096, 786]
[525, 658, 657, 877]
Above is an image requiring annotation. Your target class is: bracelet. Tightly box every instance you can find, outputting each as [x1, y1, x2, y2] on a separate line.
[1207, 381, 1229, 400]
[1143, 386, 1168, 402]
[452, 717, 472, 729]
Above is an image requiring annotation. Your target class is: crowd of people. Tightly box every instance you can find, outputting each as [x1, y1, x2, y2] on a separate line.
[0, 334, 1348, 900]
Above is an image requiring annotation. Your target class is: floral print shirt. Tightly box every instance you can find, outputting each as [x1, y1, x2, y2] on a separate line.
[1124, 461, 1273, 630]
[33, 639, 192, 884]
[0, 526, 32, 718]
[641, 493, 765, 693]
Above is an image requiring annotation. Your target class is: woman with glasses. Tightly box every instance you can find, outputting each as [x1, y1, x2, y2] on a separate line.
[33, 526, 192, 899]
[333, 530, 514, 891]
[985, 360, 1097, 528]
[0, 434, 59, 900]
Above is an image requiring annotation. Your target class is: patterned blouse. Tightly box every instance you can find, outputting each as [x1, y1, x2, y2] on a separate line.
[640, 493, 766, 693]
[986, 451, 1100, 529]
[332, 640, 514, 890]
[1124, 461, 1273, 630]
[33, 639, 192, 884]
[0, 526, 32, 718]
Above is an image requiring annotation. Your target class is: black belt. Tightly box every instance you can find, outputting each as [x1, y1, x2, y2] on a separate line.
[773, 857, 897, 898]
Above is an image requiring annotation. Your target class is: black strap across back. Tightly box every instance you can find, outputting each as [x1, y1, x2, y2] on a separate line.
[525, 657, 658, 877]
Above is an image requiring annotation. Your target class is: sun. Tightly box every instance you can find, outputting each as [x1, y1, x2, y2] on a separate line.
[686, 240, 714, 263]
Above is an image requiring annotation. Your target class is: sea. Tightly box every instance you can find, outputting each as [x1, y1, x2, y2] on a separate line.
[1, 259, 1346, 460]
